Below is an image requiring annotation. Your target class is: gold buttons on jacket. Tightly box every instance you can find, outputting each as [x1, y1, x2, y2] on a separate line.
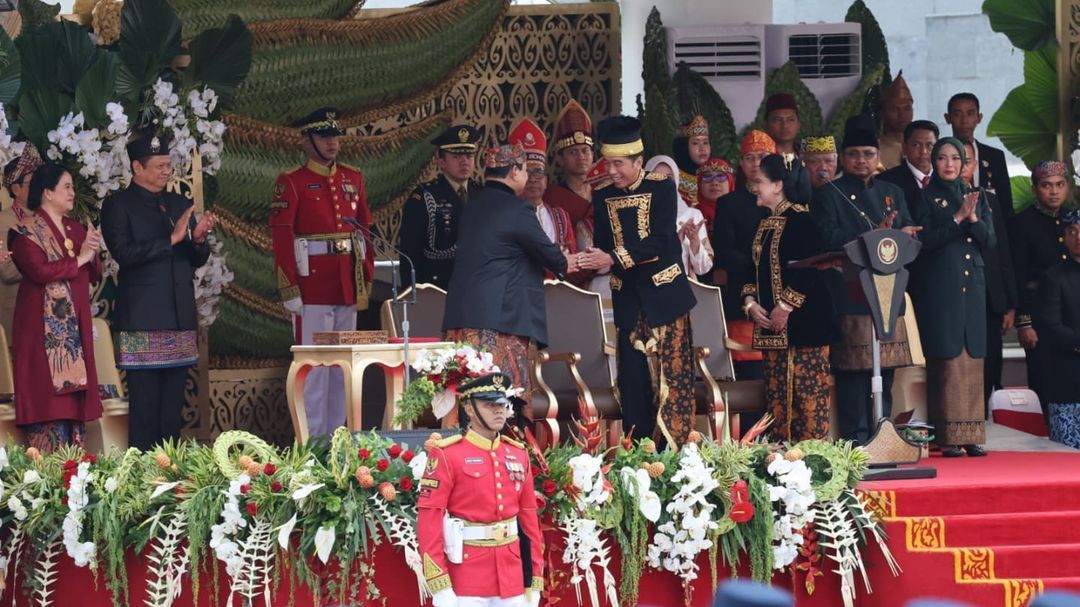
[966, 237, 973, 243]
[498, 504, 504, 512]
[496, 482, 502, 489]
[965, 254, 971, 260]
[964, 270, 970, 276]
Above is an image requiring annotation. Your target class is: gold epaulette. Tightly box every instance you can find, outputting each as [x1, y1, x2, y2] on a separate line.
[283, 165, 303, 175]
[644, 172, 668, 181]
[436, 434, 464, 449]
[501, 435, 525, 449]
[338, 162, 362, 174]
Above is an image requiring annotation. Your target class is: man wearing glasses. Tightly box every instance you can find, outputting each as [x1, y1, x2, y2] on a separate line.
[810, 116, 921, 443]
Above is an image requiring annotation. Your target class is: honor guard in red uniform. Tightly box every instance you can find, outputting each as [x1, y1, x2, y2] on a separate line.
[417, 373, 544, 607]
[269, 107, 374, 437]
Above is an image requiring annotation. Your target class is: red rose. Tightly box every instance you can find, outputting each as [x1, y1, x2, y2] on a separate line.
[399, 476, 414, 492]
[401, 450, 415, 463]
[358, 448, 371, 460]
[64, 459, 77, 470]
[246, 502, 258, 517]
[80, 453, 97, 465]
[271, 481, 283, 492]
[263, 463, 277, 475]
[388, 445, 403, 459]
[542, 480, 558, 496]
[376, 458, 389, 472]
[240, 484, 251, 495]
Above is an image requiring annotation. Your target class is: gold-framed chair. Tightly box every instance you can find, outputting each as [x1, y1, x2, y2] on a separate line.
[687, 279, 765, 441]
[379, 283, 448, 340]
[85, 318, 128, 453]
[532, 280, 619, 447]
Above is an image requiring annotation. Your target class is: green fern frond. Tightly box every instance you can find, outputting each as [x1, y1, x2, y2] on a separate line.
[232, 0, 506, 124]
[171, 0, 364, 40]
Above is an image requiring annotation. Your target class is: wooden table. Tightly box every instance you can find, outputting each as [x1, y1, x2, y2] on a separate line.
[285, 342, 452, 443]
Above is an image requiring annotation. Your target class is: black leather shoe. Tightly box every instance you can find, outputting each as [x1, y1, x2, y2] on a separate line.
[964, 444, 988, 457]
[941, 446, 965, 458]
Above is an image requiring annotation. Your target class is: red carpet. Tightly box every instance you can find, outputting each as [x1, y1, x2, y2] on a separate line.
[5, 452, 1078, 607]
[858, 451, 1080, 607]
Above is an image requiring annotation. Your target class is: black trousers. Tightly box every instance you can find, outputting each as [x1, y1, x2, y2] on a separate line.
[617, 323, 656, 441]
[835, 369, 894, 444]
[984, 311, 1004, 416]
[126, 366, 189, 452]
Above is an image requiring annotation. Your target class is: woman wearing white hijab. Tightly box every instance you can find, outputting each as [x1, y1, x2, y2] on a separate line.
[645, 155, 714, 278]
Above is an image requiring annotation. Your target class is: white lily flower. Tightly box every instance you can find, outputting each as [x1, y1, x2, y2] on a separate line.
[150, 481, 181, 500]
[291, 482, 325, 502]
[277, 513, 298, 549]
[314, 525, 336, 563]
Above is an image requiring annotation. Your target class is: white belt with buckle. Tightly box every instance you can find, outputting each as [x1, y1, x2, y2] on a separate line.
[461, 520, 518, 542]
[306, 239, 352, 255]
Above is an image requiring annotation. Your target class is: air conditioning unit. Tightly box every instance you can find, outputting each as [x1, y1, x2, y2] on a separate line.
[665, 25, 767, 131]
[665, 23, 862, 132]
[765, 23, 862, 120]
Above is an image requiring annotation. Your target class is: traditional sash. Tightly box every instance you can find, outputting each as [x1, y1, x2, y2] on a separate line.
[16, 213, 87, 394]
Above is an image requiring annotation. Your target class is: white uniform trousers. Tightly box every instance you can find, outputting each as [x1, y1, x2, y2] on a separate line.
[293, 303, 356, 437]
[458, 596, 528, 607]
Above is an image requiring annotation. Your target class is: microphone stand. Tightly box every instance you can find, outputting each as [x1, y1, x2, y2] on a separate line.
[343, 218, 418, 388]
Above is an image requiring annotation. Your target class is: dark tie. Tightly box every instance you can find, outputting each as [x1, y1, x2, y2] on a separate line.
[458, 186, 468, 204]
[920, 175, 930, 189]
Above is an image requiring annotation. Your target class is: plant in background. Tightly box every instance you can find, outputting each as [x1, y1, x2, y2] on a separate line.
[393, 343, 500, 426]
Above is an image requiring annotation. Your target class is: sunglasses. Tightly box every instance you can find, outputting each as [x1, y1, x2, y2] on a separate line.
[700, 173, 729, 184]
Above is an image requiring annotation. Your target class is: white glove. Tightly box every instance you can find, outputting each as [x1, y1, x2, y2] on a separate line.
[431, 588, 458, 607]
[282, 297, 303, 315]
[526, 589, 541, 607]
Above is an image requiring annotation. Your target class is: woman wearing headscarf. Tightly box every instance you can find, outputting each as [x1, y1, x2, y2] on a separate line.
[646, 155, 714, 278]
[9, 163, 103, 451]
[907, 137, 994, 457]
[672, 115, 710, 206]
[741, 155, 833, 441]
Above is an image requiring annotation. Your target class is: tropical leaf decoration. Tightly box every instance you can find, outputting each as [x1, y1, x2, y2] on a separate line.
[183, 15, 254, 106]
[639, 7, 673, 159]
[845, 0, 891, 87]
[169, 0, 365, 40]
[982, 0, 1057, 52]
[672, 65, 738, 164]
[744, 61, 825, 142]
[1009, 174, 1036, 213]
[232, 0, 508, 125]
[116, 0, 183, 108]
[0, 28, 19, 106]
[987, 45, 1059, 169]
[17, 0, 60, 35]
[825, 63, 887, 144]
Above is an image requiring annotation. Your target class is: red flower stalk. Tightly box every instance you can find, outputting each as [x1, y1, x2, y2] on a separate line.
[358, 448, 371, 460]
[263, 463, 277, 475]
[376, 458, 389, 472]
[401, 450, 415, 463]
[271, 481, 283, 492]
[388, 444, 403, 459]
[240, 484, 251, 495]
[399, 476, 414, 492]
[246, 502, 258, 517]
[80, 453, 96, 465]
[63, 459, 77, 470]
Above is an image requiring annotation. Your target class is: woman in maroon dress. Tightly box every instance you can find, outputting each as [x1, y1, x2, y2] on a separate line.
[9, 163, 102, 451]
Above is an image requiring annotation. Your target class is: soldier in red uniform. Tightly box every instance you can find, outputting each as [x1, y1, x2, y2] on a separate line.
[418, 372, 544, 607]
[269, 107, 374, 437]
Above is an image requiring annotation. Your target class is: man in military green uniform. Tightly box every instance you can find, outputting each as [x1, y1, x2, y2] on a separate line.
[398, 125, 482, 289]
[810, 117, 921, 443]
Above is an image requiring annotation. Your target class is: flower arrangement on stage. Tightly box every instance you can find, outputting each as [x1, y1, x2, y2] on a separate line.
[0, 424, 897, 607]
[393, 343, 501, 426]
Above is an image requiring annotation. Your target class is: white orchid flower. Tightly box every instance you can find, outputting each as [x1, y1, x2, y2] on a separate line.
[277, 513, 298, 549]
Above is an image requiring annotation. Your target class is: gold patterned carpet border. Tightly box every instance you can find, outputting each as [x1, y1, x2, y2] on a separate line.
[859, 489, 1046, 607]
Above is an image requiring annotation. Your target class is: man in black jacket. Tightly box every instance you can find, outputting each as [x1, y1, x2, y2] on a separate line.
[578, 116, 697, 446]
[1009, 161, 1071, 418]
[946, 93, 1014, 218]
[101, 133, 214, 451]
[877, 120, 938, 207]
[1036, 209, 1080, 447]
[959, 139, 1018, 407]
[442, 142, 571, 427]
